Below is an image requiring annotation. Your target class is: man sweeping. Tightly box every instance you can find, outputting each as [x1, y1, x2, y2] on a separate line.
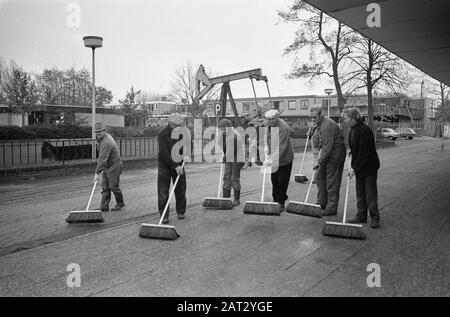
[94, 122, 125, 212]
[309, 105, 346, 216]
[158, 113, 186, 224]
[265, 109, 294, 212]
[342, 108, 380, 228]
[218, 119, 245, 206]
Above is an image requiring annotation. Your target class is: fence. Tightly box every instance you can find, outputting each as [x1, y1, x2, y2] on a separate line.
[0, 136, 307, 168]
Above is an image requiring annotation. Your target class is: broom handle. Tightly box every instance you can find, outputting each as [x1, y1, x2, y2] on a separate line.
[304, 169, 315, 203]
[299, 128, 311, 174]
[342, 156, 351, 224]
[159, 160, 186, 225]
[217, 161, 224, 198]
[261, 151, 269, 202]
[86, 177, 98, 211]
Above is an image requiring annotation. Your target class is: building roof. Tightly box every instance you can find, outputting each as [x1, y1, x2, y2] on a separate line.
[304, 0, 450, 86]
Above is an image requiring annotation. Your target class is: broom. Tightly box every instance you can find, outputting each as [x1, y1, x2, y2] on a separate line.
[322, 157, 365, 240]
[139, 160, 187, 240]
[294, 127, 311, 183]
[285, 166, 322, 218]
[202, 161, 233, 209]
[66, 177, 104, 223]
[243, 152, 280, 216]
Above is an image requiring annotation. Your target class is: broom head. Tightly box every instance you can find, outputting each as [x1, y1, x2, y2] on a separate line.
[66, 210, 104, 223]
[294, 174, 308, 183]
[285, 201, 322, 218]
[243, 201, 280, 216]
[322, 221, 365, 240]
[202, 197, 233, 210]
[139, 223, 180, 240]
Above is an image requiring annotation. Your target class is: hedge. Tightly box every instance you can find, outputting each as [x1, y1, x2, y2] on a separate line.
[0, 125, 164, 140]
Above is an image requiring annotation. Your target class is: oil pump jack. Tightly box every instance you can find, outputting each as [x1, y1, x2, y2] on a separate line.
[194, 65, 272, 127]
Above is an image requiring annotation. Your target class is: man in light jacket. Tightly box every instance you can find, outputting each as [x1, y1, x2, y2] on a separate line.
[265, 109, 294, 212]
[94, 122, 125, 212]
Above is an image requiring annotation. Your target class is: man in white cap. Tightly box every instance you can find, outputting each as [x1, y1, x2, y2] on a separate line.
[157, 113, 186, 224]
[93, 122, 125, 212]
[265, 109, 294, 212]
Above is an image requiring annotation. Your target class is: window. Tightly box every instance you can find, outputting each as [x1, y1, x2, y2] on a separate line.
[288, 100, 297, 110]
[322, 99, 330, 108]
[300, 100, 309, 110]
[242, 102, 250, 113]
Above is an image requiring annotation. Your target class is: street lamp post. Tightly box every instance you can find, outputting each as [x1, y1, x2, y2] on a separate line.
[324, 88, 333, 118]
[83, 36, 103, 160]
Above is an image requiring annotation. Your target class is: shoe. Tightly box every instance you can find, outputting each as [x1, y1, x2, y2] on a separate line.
[348, 216, 367, 224]
[370, 218, 380, 228]
[111, 204, 125, 211]
[177, 214, 185, 220]
[322, 210, 337, 216]
[98, 207, 109, 212]
[278, 204, 285, 213]
[232, 199, 240, 206]
[162, 217, 170, 224]
[223, 188, 231, 198]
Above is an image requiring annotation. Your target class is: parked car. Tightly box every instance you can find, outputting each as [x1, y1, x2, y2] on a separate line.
[379, 128, 400, 141]
[395, 127, 416, 140]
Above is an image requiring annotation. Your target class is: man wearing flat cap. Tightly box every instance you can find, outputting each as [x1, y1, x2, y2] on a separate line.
[157, 113, 187, 224]
[94, 122, 125, 212]
[265, 109, 294, 212]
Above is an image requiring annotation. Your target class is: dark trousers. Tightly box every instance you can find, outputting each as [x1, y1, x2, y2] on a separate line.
[223, 162, 244, 192]
[315, 147, 346, 213]
[355, 171, 380, 221]
[158, 164, 186, 218]
[100, 165, 124, 209]
[271, 161, 293, 205]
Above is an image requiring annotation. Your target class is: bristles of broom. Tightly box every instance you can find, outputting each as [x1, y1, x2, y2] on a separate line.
[66, 211, 104, 223]
[202, 162, 233, 210]
[322, 156, 365, 240]
[243, 201, 280, 216]
[295, 129, 311, 184]
[139, 224, 180, 240]
[139, 160, 186, 240]
[285, 201, 322, 218]
[322, 221, 365, 239]
[286, 167, 322, 218]
[66, 178, 105, 224]
[202, 197, 233, 209]
[243, 151, 280, 216]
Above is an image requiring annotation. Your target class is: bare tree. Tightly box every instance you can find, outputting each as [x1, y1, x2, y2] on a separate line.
[278, 0, 357, 113]
[344, 38, 408, 135]
[169, 61, 220, 117]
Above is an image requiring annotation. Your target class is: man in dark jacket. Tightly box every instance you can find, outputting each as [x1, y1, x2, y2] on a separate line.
[218, 119, 245, 206]
[158, 113, 186, 224]
[309, 105, 346, 216]
[342, 108, 380, 228]
[94, 122, 124, 212]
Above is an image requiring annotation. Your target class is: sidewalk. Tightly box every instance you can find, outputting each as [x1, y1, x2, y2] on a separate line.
[0, 137, 449, 296]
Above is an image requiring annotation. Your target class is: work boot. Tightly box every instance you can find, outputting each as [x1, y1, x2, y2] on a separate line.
[278, 203, 285, 213]
[177, 212, 185, 220]
[232, 190, 240, 206]
[98, 206, 109, 212]
[223, 188, 231, 198]
[322, 209, 337, 216]
[348, 215, 367, 224]
[112, 192, 125, 211]
[370, 218, 380, 229]
[162, 217, 170, 224]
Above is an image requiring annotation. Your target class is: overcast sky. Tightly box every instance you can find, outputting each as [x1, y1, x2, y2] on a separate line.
[0, 0, 334, 102]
